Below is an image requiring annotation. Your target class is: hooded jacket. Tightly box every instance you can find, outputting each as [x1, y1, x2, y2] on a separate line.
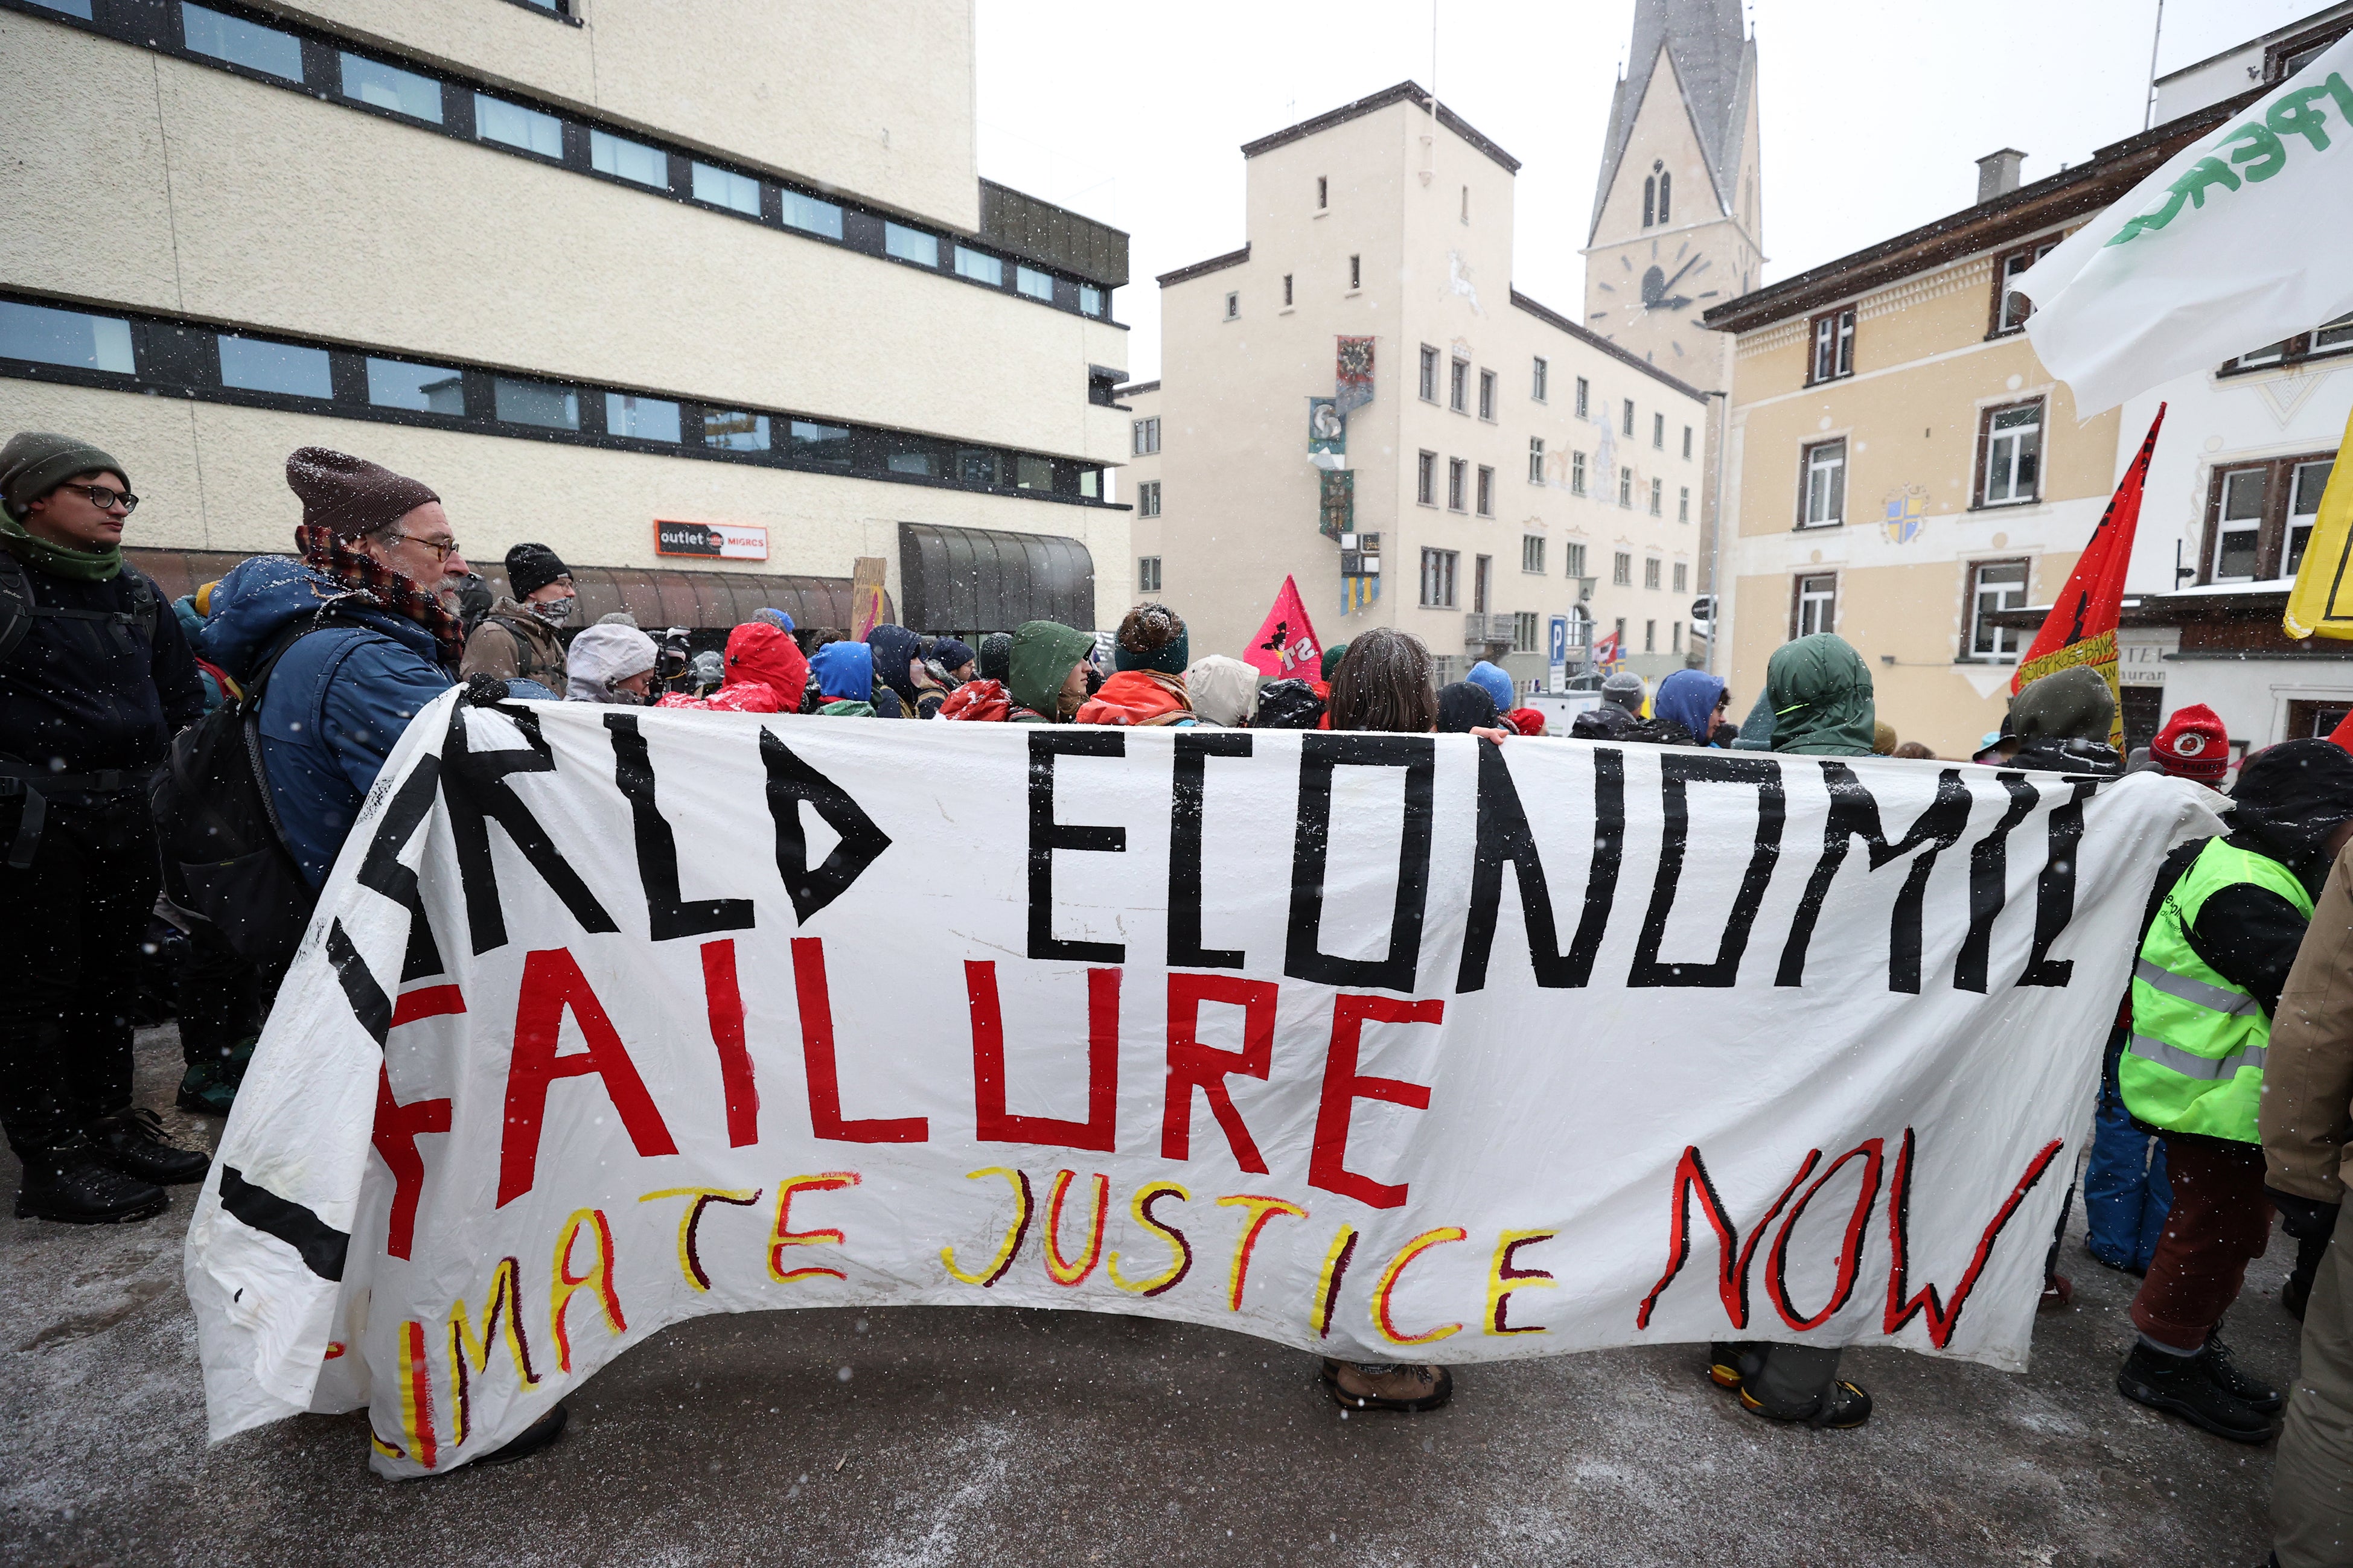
[1075, 669, 1194, 726]
[1008, 621, 1096, 723]
[1653, 669, 1727, 744]
[723, 620, 808, 711]
[1766, 635, 1876, 757]
[1184, 655, 1259, 727]
[564, 623, 657, 704]
[866, 624, 942, 719]
[460, 598, 567, 687]
[2009, 665, 2123, 775]
[939, 678, 1010, 722]
[1437, 681, 1499, 734]
[200, 554, 454, 888]
[809, 641, 875, 716]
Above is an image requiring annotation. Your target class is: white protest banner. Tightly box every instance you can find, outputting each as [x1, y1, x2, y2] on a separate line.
[2018, 34, 2353, 415]
[185, 692, 2221, 1476]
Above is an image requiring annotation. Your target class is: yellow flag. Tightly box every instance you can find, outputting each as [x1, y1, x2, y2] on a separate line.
[2284, 403, 2353, 640]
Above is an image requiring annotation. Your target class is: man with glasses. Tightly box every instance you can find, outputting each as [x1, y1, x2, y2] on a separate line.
[0, 430, 211, 1224]
[199, 448, 470, 899]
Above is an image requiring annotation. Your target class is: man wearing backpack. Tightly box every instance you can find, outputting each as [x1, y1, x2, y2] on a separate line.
[199, 448, 469, 893]
[459, 542, 572, 689]
[0, 430, 211, 1223]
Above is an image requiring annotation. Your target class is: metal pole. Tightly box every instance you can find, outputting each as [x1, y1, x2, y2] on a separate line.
[2144, 0, 2166, 131]
[1706, 388, 1730, 678]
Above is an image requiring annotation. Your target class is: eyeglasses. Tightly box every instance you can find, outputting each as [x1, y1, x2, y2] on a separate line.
[388, 532, 463, 563]
[62, 483, 138, 514]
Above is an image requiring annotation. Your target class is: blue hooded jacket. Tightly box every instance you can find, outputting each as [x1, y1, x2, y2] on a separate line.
[1653, 669, 1728, 745]
[200, 555, 453, 888]
[1466, 661, 1516, 716]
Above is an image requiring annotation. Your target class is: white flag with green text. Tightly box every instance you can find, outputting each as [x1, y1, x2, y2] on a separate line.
[2019, 34, 2353, 415]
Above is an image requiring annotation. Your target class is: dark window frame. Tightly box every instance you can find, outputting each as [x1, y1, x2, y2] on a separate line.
[1796, 436, 1848, 529]
[1959, 556, 2031, 664]
[1419, 345, 1440, 403]
[2217, 317, 2353, 378]
[1973, 397, 2046, 510]
[2267, 18, 2353, 81]
[2200, 450, 2339, 584]
[1989, 233, 2064, 337]
[1790, 572, 1838, 640]
[1806, 306, 1856, 385]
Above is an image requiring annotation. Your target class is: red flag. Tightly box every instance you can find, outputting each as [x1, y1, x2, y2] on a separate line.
[1244, 576, 1323, 681]
[2011, 403, 2166, 750]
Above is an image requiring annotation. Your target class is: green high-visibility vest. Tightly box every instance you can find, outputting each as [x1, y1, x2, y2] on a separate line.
[2119, 838, 2313, 1143]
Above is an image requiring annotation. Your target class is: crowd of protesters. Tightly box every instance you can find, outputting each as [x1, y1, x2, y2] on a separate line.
[5, 433, 2353, 1554]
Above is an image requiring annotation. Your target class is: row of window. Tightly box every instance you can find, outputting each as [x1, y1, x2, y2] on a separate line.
[1789, 560, 2029, 664]
[0, 294, 1110, 502]
[1413, 346, 1695, 458]
[1599, 616, 1688, 657]
[1805, 227, 2352, 387]
[15, 0, 1109, 320]
[1796, 399, 2043, 528]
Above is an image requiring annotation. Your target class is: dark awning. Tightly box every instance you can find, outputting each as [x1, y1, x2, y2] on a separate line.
[896, 523, 1094, 635]
[129, 549, 886, 632]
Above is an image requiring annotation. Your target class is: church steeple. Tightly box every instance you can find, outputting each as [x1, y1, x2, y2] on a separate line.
[1590, 0, 1755, 244]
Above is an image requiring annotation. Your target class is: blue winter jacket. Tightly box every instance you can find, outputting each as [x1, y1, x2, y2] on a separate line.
[200, 556, 454, 888]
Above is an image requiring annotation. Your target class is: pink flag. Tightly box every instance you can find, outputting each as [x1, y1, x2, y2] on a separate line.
[1244, 576, 1324, 681]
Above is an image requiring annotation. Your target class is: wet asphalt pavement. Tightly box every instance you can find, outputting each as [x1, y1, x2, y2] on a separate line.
[0, 1026, 2300, 1567]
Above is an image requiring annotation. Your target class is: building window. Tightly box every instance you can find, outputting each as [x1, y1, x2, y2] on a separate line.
[1317, 175, 1329, 209]
[1792, 573, 1837, 639]
[2222, 314, 2353, 374]
[0, 299, 135, 374]
[1682, 425, 1694, 460]
[790, 420, 852, 467]
[1448, 458, 1468, 511]
[1618, 469, 1633, 508]
[1139, 556, 1162, 593]
[1644, 558, 1661, 590]
[591, 129, 669, 190]
[1533, 357, 1549, 402]
[1809, 308, 1856, 383]
[181, 4, 302, 81]
[1644, 619, 1658, 653]
[1478, 369, 1496, 421]
[368, 358, 465, 415]
[1513, 611, 1539, 654]
[1477, 466, 1495, 515]
[1528, 437, 1545, 483]
[1417, 450, 1438, 505]
[1800, 438, 1847, 527]
[341, 54, 443, 122]
[1224, 292, 1239, 320]
[494, 375, 580, 431]
[1977, 400, 2043, 507]
[218, 334, 331, 399]
[604, 392, 680, 442]
[1612, 551, 1632, 587]
[1672, 621, 1684, 653]
[1678, 485, 1691, 523]
[781, 190, 844, 239]
[1135, 480, 1161, 517]
[701, 408, 768, 450]
[1419, 345, 1439, 401]
[1010, 266, 1055, 303]
[884, 223, 939, 267]
[1614, 617, 1628, 654]
[954, 246, 1004, 287]
[1080, 285, 1104, 317]
[1349, 255, 1361, 290]
[1992, 236, 2063, 335]
[1132, 416, 1160, 455]
[1621, 399, 1635, 437]
[1649, 478, 1663, 516]
[474, 92, 562, 157]
[1450, 359, 1469, 413]
[1461, 185, 1470, 224]
[1522, 535, 1546, 573]
[1420, 549, 1459, 608]
[2205, 453, 2338, 582]
[1473, 555, 1493, 613]
[1653, 412, 1665, 449]
[1571, 451, 1587, 496]
[686, 161, 761, 216]
[1576, 377, 1590, 419]
[1673, 562, 1688, 593]
[1964, 558, 2030, 661]
[1283, 273, 1294, 307]
[1565, 542, 1588, 580]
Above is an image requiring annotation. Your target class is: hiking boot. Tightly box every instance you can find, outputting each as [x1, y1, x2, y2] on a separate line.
[1738, 1375, 1873, 1429]
[2118, 1342, 2276, 1442]
[2203, 1328, 2284, 1415]
[1320, 1359, 1454, 1413]
[472, 1404, 568, 1467]
[86, 1107, 210, 1185]
[14, 1139, 169, 1224]
[1706, 1340, 1760, 1392]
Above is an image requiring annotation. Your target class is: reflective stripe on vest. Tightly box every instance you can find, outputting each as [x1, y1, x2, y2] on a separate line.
[2118, 838, 2311, 1144]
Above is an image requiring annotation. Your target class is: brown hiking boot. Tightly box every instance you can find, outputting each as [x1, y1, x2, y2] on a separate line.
[1321, 1359, 1454, 1413]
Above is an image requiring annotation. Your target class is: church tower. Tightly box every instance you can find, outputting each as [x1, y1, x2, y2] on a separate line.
[1583, 0, 1762, 394]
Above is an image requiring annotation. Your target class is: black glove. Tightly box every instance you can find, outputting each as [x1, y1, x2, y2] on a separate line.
[462, 672, 511, 708]
[2266, 1187, 2343, 1241]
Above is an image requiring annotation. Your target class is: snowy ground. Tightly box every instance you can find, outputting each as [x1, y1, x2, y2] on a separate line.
[0, 1026, 2297, 1567]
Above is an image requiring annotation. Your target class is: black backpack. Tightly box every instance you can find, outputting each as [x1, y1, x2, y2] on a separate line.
[150, 619, 348, 970]
[0, 546, 162, 664]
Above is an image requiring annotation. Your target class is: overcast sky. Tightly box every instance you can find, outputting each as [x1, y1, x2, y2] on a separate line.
[974, 0, 2320, 382]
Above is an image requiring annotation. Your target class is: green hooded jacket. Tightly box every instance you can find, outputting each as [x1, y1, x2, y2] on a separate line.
[1766, 634, 1876, 757]
[1007, 620, 1096, 722]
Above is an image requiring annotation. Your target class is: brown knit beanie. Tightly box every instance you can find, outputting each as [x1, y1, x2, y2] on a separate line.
[284, 446, 438, 540]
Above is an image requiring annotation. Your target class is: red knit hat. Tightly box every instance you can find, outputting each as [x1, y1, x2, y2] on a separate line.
[2151, 703, 2228, 783]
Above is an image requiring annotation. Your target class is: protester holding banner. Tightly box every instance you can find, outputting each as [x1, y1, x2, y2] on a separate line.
[2007, 667, 2122, 777]
[1569, 671, 1647, 741]
[1435, 681, 1499, 735]
[563, 623, 659, 706]
[1250, 677, 1324, 730]
[459, 542, 572, 689]
[1764, 635, 1876, 756]
[1075, 603, 1196, 727]
[1466, 660, 1515, 716]
[807, 640, 878, 716]
[0, 429, 211, 1223]
[2259, 833, 2353, 1567]
[2116, 740, 2353, 1442]
[1004, 620, 1095, 723]
[1652, 669, 1729, 747]
[1184, 654, 1260, 727]
[867, 624, 944, 719]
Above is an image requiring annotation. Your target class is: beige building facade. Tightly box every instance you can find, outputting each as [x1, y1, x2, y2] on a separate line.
[1134, 83, 1709, 693]
[0, 0, 1128, 629]
[1704, 95, 2285, 759]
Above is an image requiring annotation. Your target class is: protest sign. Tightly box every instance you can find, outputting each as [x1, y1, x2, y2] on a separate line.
[186, 693, 2219, 1474]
